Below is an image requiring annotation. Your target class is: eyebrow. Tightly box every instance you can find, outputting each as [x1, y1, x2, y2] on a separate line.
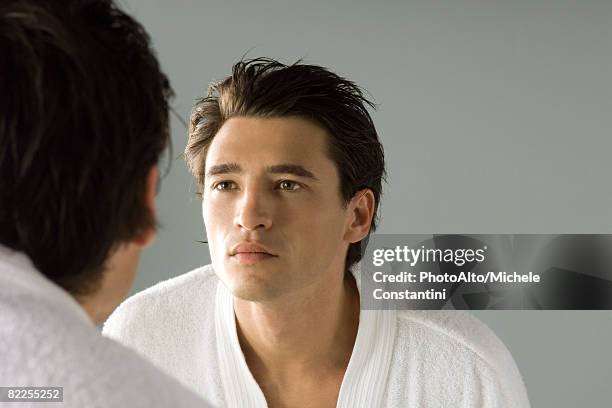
[268, 164, 318, 180]
[206, 163, 241, 177]
[206, 163, 319, 180]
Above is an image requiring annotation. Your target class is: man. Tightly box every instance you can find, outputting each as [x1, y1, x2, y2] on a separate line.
[0, 1, 212, 406]
[104, 58, 530, 407]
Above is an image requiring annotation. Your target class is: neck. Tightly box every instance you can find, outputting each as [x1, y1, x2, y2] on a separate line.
[78, 242, 141, 325]
[234, 272, 360, 379]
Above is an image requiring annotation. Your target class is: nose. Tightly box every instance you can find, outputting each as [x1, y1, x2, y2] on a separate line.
[233, 188, 273, 231]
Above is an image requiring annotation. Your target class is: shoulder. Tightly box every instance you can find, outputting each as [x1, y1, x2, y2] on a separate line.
[122, 263, 218, 308]
[395, 310, 513, 367]
[392, 310, 529, 406]
[0, 295, 209, 407]
[103, 264, 218, 339]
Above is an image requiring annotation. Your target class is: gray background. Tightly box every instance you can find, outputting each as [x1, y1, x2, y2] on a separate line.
[119, 0, 612, 406]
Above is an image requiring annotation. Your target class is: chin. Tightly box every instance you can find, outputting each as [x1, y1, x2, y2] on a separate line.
[220, 266, 284, 302]
[227, 281, 284, 302]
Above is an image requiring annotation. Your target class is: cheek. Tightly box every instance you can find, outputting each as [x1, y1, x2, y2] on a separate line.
[293, 203, 348, 246]
[203, 195, 229, 228]
[202, 199, 211, 227]
[203, 199, 230, 256]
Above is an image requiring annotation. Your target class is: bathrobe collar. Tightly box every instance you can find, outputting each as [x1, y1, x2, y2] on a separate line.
[214, 265, 397, 407]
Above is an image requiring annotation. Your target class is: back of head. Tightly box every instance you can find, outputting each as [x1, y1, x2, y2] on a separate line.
[0, 0, 172, 296]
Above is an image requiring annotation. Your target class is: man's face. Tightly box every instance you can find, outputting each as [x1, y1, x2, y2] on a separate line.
[202, 116, 352, 302]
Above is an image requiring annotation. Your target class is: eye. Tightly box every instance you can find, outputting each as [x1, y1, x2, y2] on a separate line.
[277, 180, 302, 191]
[213, 180, 237, 191]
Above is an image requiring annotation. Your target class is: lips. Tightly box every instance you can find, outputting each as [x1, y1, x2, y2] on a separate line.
[232, 252, 274, 264]
[229, 242, 278, 264]
[230, 242, 276, 256]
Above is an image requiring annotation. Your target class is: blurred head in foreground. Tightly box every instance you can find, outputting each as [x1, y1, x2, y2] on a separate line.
[0, 0, 172, 323]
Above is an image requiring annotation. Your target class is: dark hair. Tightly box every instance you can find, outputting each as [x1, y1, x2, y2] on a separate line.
[0, 0, 172, 296]
[185, 58, 385, 273]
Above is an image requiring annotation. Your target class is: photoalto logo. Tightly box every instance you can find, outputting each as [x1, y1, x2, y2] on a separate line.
[363, 234, 612, 310]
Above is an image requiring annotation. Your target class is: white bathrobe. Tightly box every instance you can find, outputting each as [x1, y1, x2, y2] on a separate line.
[0, 245, 211, 408]
[104, 264, 530, 408]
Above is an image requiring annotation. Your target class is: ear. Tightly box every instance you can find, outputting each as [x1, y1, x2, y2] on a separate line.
[343, 188, 376, 244]
[131, 166, 158, 248]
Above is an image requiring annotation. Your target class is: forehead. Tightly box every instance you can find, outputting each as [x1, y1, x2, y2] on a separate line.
[205, 116, 333, 171]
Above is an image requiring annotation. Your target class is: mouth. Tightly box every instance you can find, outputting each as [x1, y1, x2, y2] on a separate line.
[229, 242, 278, 264]
[231, 252, 276, 264]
